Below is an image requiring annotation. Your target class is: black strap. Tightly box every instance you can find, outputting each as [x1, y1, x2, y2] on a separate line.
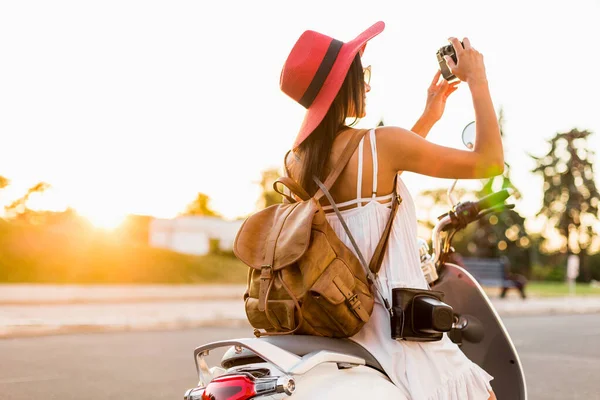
[298, 39, 344, 108]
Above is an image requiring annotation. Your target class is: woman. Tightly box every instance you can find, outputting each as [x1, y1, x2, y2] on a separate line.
[280, 21, 501, 399]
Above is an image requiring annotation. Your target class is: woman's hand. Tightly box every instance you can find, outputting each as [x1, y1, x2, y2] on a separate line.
[444, 37, 487, 85]
[422, 69, 460, 123]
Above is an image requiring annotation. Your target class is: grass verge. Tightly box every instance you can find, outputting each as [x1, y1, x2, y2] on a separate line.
[525, 281, 600, 297]
[0, 220, 248, 284]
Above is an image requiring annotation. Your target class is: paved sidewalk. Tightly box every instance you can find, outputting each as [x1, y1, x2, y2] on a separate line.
[0, 284, 248, 338]
[0, 299, 249, 338]
[1, 284, 600, 338]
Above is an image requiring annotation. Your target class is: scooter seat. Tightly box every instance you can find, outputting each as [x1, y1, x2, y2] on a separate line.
[221, 335, 385, 375]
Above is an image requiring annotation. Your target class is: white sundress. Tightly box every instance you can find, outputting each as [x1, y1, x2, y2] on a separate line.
[321, 129, 494, 400]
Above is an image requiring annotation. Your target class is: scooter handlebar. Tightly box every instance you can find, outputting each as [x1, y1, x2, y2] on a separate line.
[440, 189, 512, 232]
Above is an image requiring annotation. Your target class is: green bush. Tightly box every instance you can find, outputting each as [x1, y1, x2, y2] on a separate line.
[208, 238, 221, 255]
[587, 253, 600, 281]
[530, 264, 566, 282]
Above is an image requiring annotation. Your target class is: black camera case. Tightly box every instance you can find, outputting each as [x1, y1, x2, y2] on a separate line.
[390, 287, 454, 342]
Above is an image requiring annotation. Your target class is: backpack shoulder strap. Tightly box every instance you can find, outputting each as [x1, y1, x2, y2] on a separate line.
[313, 128, 370, 201]
[368, 174, 402, 274]
[273, 150, 310, 203]
[274, 129, 368, 203]
[283, 149, 294, 178]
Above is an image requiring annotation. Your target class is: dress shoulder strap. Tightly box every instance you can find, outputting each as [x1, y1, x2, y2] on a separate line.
[369, 129, 378, 198]
[356, 136, 365, 207]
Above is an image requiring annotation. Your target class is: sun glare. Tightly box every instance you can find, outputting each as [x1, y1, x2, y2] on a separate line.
[80, 210, 127, 230]
[22, 187, 128, 230]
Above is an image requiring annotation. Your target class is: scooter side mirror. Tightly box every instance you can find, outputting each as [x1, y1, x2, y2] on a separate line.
[461, 121, 476, 150]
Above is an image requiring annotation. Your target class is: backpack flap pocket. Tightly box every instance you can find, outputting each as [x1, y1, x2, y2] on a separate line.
[332, 276, 370, 323]
[234, 200, 317, 270]
[309, 259, 352, 305]
[309, 259, 369, 324]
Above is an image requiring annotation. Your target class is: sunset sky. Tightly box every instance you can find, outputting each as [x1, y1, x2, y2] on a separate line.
[1, 0, 599, 227]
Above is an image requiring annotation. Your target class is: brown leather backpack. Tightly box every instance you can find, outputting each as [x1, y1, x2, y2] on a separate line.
[233, 129, 400, 338]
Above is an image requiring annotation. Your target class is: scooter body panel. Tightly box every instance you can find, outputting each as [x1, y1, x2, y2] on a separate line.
[238, 362, 404, 399]
[186, 264, 527, 399]
[286, 363, 403, 399]
[433, 262, 527, 400]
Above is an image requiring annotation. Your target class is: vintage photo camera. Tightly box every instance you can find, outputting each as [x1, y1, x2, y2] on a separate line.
[436, 41, 464, 81]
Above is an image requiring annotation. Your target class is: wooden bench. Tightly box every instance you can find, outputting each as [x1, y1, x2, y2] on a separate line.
[461, 257, 527, 299]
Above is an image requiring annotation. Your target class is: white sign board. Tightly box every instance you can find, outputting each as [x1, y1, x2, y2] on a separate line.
[567, 254, 580, 280]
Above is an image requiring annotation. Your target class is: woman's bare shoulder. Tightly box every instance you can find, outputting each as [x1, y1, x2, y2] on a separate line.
[374, 125, 415, 140]
[373, 125, 416, 171]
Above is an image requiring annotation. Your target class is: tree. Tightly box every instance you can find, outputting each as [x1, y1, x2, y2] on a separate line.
[418, 187, 472, 230]
[0, 176, 9, 190]
[4, 181, 51, 219]
[257, 167, 284, 209]
[182, 192, 221, 217]
[0, 176, 9, 221]
[469, 192, 530, 274]
[531, 128, 600, 281]
[469, 109, 531, 274]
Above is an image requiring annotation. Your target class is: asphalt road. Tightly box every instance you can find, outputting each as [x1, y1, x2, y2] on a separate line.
[0, 315, 598, 400]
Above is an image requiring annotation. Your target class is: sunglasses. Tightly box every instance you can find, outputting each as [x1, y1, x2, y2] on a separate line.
[363, 65, 371, 85]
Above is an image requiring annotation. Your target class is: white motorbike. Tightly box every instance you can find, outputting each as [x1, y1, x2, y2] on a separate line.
[183, 123, 527, 400]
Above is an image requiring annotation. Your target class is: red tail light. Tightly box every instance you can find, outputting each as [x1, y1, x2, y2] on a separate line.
[202, 374, 256, 400]
[184, 373, 295, 400]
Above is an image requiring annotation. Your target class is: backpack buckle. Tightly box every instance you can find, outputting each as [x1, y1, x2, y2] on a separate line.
[260, 265, 273, 280]
[347, 293, 369, 323]
[347, 294, 359, 307]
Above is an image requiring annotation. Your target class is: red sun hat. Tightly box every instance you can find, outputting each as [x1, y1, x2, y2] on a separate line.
[280, 21, 385, 149]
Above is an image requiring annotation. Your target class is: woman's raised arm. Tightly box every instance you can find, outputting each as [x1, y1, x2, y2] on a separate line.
[378, 37, 503, 179]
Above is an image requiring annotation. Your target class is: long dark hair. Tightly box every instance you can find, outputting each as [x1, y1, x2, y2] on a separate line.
[294, 54, 366, 196]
